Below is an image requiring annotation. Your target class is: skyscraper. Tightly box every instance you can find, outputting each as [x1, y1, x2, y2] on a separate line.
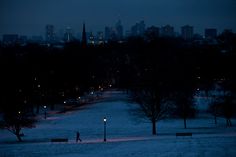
[205, 28, 217, 39]
[160, 25, 174, 37]
[145, 26, 159, 40]
[138, 20, 146, 36]
[2, 34, 18, 45]
[181, 25, 194, 40]
[88, 32, 95, 45]
[131, 20, 146, 37]
[105, 26, 111, 41]
[97, 31, 104, 45]
[45, 24, 55, 43]
[104, 26, 117, 41]
[64, 26, 74, 42]
[115, 20, 123, 40]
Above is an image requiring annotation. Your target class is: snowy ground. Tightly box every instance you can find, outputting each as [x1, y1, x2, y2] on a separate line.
[1, 90, 236, 157]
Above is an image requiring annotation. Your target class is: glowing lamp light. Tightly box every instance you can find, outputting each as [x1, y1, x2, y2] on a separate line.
[103, 117, 107, 142]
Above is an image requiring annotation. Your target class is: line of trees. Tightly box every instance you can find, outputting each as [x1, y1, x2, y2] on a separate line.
[0, 31, 236, 140]
[125, 34, 236, 135]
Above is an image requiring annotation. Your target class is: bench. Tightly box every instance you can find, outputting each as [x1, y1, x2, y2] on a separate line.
[176, 132, 192, 137]
[51, 138, 68, 142]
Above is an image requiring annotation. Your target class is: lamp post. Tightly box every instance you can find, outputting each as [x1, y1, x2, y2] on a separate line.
[18, 111, 21, 121]
[44, 105, 47, 119]
[103, 117, 107, 142]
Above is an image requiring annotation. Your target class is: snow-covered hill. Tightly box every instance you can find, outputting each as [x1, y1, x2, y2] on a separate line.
[1, 90, 236, 157]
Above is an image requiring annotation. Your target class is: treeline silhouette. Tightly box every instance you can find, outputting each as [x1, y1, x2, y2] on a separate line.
[0, 31, 236, 139]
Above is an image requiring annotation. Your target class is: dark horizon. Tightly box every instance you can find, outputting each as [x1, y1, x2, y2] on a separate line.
[1, 0, 236, 37]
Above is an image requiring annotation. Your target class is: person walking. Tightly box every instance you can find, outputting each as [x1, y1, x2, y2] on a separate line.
[76, 131, 82, 142]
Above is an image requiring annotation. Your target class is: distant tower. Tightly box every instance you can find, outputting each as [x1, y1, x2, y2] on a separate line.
[181, 25, 194, 40]
[115, 20, 123, 40]
[145, 26, 159, 40]
[2, 34, 19, 45]
[88, 32, 95, 45]
[97, 31, 104, 45]
[64, 26, 74, 42]
[138, 20, 146, 36]
[105, 26, 111, 41]
[160, 25, 174, 37]
[131, 20, 146, 37]
[205, 28, 217, 39]
[81, 23, 87, 47]
[45, 24, 55, 43]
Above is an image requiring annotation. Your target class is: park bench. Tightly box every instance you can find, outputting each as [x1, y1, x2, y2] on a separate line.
[51, 138, 68, 142]
[176, 132, 192, 137]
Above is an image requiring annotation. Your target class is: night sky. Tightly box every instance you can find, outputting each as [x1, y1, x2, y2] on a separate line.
[1, 0, 236, 36]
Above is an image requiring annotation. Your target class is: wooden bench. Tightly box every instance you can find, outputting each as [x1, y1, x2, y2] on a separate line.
[176, 132, 192, 137]
[51, 138, 68, 142]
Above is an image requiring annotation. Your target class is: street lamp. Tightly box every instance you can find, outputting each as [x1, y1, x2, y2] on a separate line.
[18, 111, 21, 120]
[103, 117, 107, 142]
[44, 105, 47, 119]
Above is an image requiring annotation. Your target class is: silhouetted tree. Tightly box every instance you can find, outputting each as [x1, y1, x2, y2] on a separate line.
[172, 92, 196, 129]
[208, 94, 221, 125]
[222, 95, 235, 126]
[132, 88, 171, 135]
[0, 87, 37, 142]
[169, 51, 197, 129]
[0, 109, 36, 142]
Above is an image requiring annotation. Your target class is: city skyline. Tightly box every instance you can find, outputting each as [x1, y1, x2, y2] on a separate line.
[0, 22, 235, 40]
[1, 0, 236, 36]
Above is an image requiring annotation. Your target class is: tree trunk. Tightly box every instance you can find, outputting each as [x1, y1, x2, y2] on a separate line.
[152, 120, 157, 135]
[16, 133, 22, 142]
[15, 127, 22, 142]
[184, 117, 187, 129]
[226, 118, 232, 127]
[214, 115, 217, 125]
[229, 119, 232, 127]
